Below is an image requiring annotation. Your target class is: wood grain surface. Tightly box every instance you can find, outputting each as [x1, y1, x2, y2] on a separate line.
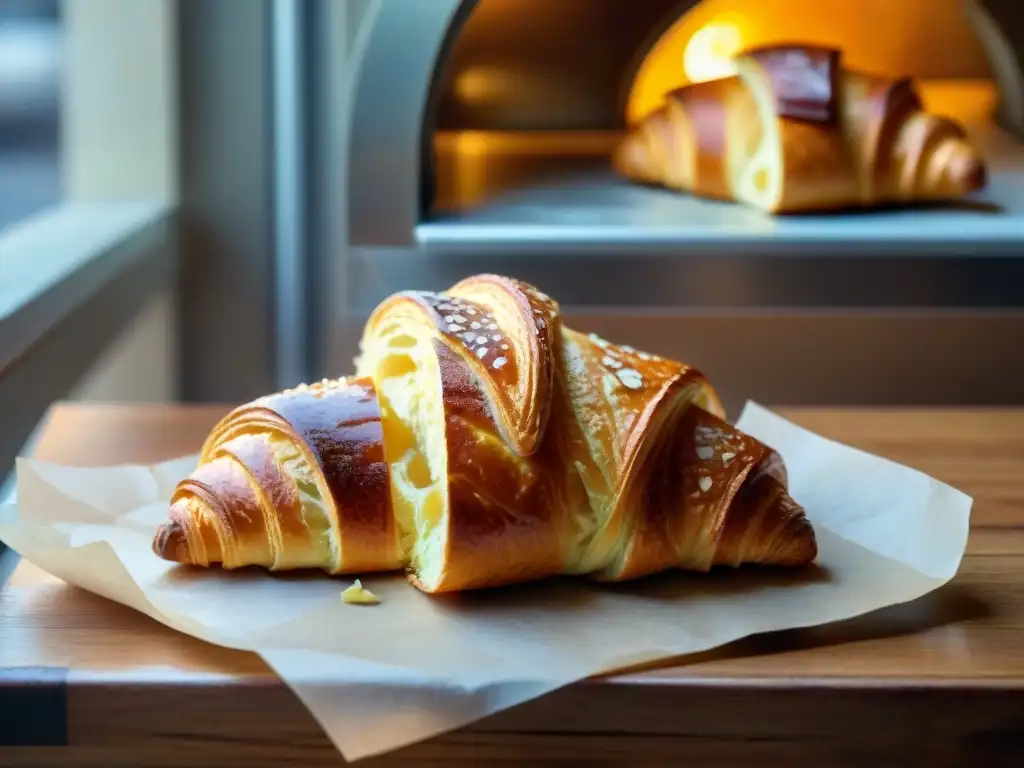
[2, 403, 1024, 767]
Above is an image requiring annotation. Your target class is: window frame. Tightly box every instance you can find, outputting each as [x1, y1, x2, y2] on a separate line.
[0, 0, 180, 575]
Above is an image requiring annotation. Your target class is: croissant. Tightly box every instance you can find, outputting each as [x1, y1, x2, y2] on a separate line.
[613, 44, 987, 213]
[154, 275, 817, 593]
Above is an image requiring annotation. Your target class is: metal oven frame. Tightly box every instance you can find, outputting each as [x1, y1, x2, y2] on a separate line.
[177, 0, 1024, 412]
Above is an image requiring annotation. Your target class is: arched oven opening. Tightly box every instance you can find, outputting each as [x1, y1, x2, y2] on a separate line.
[424, 0, 1012, 225]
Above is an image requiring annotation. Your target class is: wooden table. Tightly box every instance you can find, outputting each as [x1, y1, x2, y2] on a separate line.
[2, 404, 1024, 767]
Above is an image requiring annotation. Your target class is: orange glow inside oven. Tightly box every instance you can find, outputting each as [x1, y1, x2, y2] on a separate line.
[627, 0, 995, 126]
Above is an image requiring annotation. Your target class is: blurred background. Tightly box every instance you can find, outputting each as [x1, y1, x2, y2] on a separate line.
[2, 0, 1023, 420]
[431, 0, 1000, 211]
[0, 0, 61, 230]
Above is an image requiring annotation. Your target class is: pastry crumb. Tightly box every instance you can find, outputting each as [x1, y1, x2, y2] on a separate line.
[342, 579, 380, 605]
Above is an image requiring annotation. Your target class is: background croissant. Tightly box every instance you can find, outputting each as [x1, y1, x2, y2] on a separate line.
[154, 275, 817, 593]
[613, 43, 987, 214]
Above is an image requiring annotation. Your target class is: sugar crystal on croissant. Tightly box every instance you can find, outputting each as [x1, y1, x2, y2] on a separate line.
[154, 274, 817, 593]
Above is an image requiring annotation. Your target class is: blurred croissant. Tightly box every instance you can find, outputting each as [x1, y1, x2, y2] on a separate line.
[154, 275, 817, 593]
[614, 44, 987, 213]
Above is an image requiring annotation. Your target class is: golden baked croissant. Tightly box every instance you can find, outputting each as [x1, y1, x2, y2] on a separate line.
[154, 275, 817, 593]
[613, 44, 987, 213]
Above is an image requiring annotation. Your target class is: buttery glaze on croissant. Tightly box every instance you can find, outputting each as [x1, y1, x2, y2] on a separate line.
[154, 275, 817, 593]
[154, 377, 402, 574]
[614, 44, 987, 213]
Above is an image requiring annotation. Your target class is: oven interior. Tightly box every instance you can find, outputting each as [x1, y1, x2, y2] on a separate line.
[425, 0, 1020, 230]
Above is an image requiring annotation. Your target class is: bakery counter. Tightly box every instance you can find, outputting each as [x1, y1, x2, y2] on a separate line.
[2, 403, 1024, 766]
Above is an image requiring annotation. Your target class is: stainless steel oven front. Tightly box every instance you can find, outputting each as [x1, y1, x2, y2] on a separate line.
[306, 0, 1024, 414]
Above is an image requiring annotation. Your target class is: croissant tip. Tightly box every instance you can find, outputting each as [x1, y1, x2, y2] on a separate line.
[962, 156, 987, 194]
[612, 133, 652, 182]
[945, 141, 987, 195]
[779, 514, 819, 567]
[756, 492, 818, 567]
[153, 517, 191, 564]
[796, 526, 819, 565]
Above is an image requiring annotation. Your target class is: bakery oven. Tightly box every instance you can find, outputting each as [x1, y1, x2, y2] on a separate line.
[325, 0, 1024, 413]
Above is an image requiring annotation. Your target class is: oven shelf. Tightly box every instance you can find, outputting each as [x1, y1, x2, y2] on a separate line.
[422, 177, 1021, 253]
[423, 83, 1024, 255]
[422, 128, 1024, 254]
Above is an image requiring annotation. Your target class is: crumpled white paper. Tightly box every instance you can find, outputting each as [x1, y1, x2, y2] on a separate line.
[0, 402, 973, 762]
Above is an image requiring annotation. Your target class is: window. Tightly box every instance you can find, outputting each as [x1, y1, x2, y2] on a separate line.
[0, 0, 61, 232]
[0, 0, 178, 563]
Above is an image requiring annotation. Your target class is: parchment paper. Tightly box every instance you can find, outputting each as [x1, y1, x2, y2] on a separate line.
[0, 402, 973, 762]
